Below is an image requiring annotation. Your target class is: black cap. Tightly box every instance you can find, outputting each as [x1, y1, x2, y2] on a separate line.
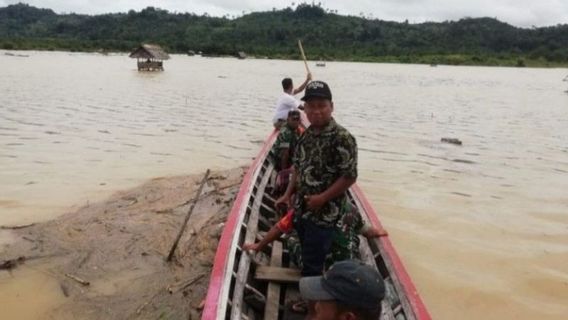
[301, 80, 332, 101]
[299, 260, 385, 310]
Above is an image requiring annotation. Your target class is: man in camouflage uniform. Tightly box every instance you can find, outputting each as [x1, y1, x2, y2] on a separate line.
[270, 110, 302, 171]
[276, 80, 359, 276]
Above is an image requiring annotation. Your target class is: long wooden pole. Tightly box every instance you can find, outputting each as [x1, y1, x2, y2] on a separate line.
[167, 169, 211, 262]
[298, 39, 311, 75]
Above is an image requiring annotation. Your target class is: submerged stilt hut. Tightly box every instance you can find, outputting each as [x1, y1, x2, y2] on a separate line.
[129, 44, 170, 71]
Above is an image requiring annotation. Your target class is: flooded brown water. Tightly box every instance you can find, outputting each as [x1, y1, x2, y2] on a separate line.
[1, 51, 568, 319]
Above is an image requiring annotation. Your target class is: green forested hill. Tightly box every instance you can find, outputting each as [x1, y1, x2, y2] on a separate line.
[2, 3, 568, 67]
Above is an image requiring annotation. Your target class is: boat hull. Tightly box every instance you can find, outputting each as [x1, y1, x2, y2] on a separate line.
[203, 128, 430, 319]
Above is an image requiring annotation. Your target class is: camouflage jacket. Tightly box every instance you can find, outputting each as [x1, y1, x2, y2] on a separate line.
[270, 125, 301, 170]
[292, 118, 358, 227]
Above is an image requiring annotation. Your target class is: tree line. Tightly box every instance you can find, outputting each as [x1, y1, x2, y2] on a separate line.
[1, 3, 568, 67]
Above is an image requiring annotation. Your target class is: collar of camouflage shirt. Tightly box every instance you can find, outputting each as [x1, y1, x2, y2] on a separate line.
[309, 117, 337, 135]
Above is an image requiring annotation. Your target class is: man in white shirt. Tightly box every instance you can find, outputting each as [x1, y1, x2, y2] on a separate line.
[272, 73, 312, 128]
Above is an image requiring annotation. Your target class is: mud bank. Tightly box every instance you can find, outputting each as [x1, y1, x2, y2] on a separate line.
[0, 167, 246, 320]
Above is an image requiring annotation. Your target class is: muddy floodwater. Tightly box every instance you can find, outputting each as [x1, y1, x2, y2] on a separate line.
[1, 51, 568, 319]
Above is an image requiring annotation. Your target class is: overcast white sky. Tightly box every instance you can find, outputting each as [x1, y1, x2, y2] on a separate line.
[3, 0, 568, 28]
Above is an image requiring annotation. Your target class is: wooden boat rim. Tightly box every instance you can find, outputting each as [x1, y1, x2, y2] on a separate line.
[202, 129, 279, 319]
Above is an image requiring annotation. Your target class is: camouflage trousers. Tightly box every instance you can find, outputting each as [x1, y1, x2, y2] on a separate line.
[286, 219, 361, 276]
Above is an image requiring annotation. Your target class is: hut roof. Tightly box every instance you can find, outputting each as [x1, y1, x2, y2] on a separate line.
[129, 44, 170, 60]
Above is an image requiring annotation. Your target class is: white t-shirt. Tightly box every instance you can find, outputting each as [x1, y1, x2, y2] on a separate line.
[272, 93, 301, 124]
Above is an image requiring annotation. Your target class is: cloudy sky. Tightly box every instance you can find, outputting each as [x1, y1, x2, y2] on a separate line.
[3, 0, 568, 28]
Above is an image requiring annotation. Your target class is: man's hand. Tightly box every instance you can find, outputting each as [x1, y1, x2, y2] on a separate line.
[307, 72, 313, 81]
[275, 194, 292, 209]
[304, 194, 326, 210]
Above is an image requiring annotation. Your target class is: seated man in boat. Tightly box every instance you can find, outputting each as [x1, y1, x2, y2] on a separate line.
[270, 110, 303, 196]
[272, 73, 312, 128]
[275, 80, 359, 277]
[270, 110, 302, 170]
[299, 260, 385, 320]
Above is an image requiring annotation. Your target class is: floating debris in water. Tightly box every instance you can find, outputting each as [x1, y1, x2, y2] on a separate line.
[453, 159, 476, 164]
[441, 137, 462, 145]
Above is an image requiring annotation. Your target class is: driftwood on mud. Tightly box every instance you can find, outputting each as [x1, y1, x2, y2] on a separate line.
[0, 168, 245, 319]
[64, 273, 90, 286]
[0, 254, 60, 271]
[167, 169, 211, 262]
[0, 256, 26, 270]
[167, 273, 205, 294]
[172, 180, 239, 210]
[0, 223, 36, 230]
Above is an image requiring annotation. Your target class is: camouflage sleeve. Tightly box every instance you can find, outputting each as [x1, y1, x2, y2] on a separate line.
[274, 129, 290, 149]
[278, 129, 291, 149]
[336, 131, 358, 178]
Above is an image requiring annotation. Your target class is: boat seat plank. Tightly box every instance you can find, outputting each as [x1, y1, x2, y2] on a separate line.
[264, 241, 283, 320]
[255, 266, 301, 283]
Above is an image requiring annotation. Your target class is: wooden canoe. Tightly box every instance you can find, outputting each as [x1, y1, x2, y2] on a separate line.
[202, 128, 431, 320]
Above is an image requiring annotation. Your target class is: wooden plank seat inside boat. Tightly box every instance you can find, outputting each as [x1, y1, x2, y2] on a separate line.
[255, 266, 301, 283]
[264, 241, 283, 320]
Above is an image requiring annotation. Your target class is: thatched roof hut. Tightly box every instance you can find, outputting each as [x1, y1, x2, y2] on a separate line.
[129, 44, 170, 71]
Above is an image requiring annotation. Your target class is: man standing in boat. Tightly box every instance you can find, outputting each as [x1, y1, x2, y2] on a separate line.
[276, 80, 358, 277]
[272, 72, 312, 128]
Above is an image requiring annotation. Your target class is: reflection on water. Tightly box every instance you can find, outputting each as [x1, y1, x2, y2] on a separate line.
[1, 51, 568, 319]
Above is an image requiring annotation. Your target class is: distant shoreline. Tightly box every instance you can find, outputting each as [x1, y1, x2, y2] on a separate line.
[3, 47, 568, 69]
[3, 4, 568, 69]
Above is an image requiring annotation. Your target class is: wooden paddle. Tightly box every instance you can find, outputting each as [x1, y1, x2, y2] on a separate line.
[297, 40, 311, 76]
